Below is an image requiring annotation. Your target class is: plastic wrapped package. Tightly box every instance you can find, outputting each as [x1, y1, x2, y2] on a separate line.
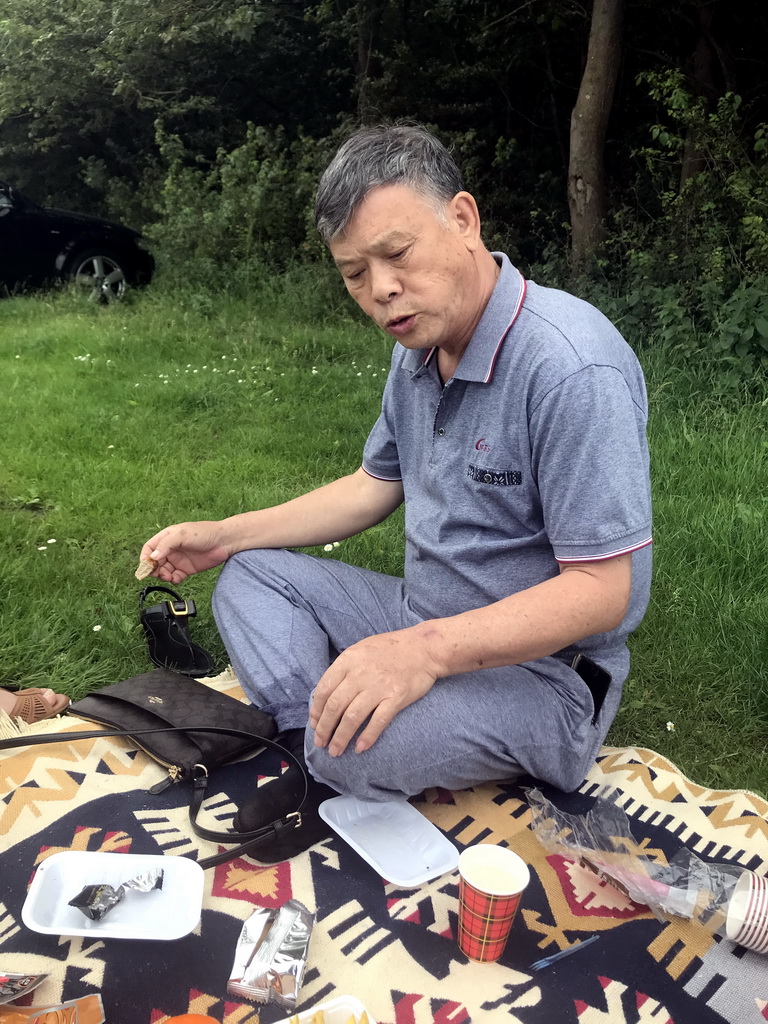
[525, 787, 745, 932]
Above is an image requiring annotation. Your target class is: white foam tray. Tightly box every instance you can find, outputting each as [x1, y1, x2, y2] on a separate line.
[273, 994, 375, 1024]
[319, 796, 459, 888]
[22, 851, 204, 940]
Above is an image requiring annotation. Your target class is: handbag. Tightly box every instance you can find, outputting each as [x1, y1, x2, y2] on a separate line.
[0, 669, 307, 869]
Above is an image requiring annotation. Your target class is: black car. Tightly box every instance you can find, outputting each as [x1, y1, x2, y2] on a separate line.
[0, 181, 154, 302]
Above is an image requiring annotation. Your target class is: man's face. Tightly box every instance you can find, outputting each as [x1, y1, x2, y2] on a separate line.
[330, 184, 486, 356]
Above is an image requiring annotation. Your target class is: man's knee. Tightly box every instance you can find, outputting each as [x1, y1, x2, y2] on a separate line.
[213, 547, 288, 612]
[305, 735, 411, 802]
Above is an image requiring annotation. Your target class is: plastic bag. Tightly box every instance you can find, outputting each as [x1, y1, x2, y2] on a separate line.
[525, 787, 743, 929]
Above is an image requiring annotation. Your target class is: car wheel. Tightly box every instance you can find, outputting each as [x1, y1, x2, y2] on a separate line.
[66, 249, 129, 303]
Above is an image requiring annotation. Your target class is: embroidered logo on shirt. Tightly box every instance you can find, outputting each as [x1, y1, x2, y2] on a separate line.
[474, 438, 492, 453]
[467, 465, 522, 486]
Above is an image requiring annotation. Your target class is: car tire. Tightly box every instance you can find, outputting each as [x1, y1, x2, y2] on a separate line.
[64, 248, 132, 303]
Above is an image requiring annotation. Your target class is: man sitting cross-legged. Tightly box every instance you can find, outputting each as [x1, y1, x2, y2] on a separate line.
[140, 124, 652, 862]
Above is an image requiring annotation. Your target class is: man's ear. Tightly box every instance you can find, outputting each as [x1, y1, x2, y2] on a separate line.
[449, 191, 482, 251]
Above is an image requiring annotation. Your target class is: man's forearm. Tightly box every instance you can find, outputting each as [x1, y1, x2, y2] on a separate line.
[409, 556, 632, 677]
[219, 468, 404, 555]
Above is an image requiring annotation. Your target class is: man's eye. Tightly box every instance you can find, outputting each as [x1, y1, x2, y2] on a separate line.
[347, 269, 364, 281]
[390, 249, 407, 261]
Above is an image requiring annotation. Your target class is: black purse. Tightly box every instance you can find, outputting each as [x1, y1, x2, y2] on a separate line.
[0, 669, 307, 869]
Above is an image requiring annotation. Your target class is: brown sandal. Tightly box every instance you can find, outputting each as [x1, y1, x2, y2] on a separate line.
[6, 688, 70, 724]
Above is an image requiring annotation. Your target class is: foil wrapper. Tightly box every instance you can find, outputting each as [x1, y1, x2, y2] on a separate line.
[227, 899, 314, 1009]
[68, 868, 164, 921]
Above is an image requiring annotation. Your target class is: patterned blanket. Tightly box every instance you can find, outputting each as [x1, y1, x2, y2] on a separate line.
[2, 671, 767, 1024]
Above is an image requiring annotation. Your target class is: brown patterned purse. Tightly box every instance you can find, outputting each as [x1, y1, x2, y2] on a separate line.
[0, 668, 307, 868]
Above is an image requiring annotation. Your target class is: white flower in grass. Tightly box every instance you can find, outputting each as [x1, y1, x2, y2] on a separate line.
[666, 721, 675, 732]
[47, 539, 56, 544]
[107, 445, 114, 449]
[92, 625, 102, 632]
[356, 372, 362, 377]
[333, 541, 340, 548]
[323, 544, 333, 552]
[37, 546, 47, 551]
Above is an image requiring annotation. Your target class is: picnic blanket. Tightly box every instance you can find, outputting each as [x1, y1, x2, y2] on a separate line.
[2, 670, 767, 1024]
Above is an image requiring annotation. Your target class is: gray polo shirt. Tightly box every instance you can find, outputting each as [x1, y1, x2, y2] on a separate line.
[362, 252, 652, 670]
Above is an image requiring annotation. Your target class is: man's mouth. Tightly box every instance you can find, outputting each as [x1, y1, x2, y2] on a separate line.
[385, 314, 416, 336]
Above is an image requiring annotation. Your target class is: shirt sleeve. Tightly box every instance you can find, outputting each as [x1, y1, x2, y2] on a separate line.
[361, 371, 403, 481]
[529, 363, 652, 561]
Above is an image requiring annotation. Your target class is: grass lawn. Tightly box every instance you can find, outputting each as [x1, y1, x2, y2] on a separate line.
[1, 282, 766, 796]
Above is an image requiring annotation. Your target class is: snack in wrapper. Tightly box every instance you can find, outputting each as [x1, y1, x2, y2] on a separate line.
[0, 972, 48, 1004]
[135, 556, 158, 580]
[69, 868, 164, 921]
[227, 899, 314, 1010]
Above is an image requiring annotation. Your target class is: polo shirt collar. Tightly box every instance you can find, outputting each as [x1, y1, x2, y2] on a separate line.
[401, 252, 526, 382]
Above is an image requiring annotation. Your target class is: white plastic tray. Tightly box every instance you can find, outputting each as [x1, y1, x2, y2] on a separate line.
[22, 851, 204, 940]
[318, 796, 459, 888]
[273, 994, 375, 1024]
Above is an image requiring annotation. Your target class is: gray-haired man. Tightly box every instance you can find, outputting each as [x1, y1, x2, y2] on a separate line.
[141, 125, 652, 861]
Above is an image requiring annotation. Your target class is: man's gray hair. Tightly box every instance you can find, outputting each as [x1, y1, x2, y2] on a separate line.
[314, 124, 464, 243]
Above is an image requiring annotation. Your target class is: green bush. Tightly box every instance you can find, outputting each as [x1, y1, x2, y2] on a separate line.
[526, 76, 768, 380]
[140, 122, 335, 289]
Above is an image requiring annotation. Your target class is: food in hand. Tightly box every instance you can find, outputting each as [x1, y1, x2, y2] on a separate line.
[135, 556, 158, 580]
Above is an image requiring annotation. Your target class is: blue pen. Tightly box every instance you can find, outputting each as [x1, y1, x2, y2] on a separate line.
[529, 934, 599, 971]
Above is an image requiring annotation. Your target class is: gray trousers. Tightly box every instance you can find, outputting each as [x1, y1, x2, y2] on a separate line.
[212, 548, 606, 800]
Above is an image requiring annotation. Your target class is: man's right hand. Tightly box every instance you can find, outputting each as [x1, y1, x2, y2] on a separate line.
[139, 521, 231, 584]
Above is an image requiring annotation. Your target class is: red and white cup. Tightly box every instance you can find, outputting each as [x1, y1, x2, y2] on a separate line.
[725, 870, 768, 954]
[457, 845, 530, 963]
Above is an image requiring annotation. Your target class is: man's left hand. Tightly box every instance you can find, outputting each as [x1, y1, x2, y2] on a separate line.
[309, 630, 440, 756]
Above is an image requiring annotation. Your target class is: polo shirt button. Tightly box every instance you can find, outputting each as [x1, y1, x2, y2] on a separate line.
[483, 472, 492, 482]
[437, 428, 446, 436]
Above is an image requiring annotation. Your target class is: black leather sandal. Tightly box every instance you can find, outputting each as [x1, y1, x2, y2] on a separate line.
[139, 585, 216, 678]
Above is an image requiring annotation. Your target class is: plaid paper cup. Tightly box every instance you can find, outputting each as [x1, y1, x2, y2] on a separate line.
[457, 845, 530, 963]
[726, 870, 768, 954]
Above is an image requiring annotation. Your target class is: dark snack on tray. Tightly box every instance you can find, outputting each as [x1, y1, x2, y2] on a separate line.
[69, 868, 164, 922]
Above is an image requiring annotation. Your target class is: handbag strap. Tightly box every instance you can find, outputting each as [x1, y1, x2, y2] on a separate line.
[0, 725, 308, 869]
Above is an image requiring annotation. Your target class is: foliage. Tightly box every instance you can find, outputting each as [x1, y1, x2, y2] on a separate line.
[529, 72, 768, 379]
[1, 1, 768, 373]
[141, 123, 331, 285]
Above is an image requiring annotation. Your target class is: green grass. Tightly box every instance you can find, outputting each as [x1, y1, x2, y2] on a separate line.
[1, 282, 766, 795]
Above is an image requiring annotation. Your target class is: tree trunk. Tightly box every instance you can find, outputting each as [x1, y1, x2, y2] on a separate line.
[355, 1, 385, 122]
[568, 0, 624, 273]
[680, 1, 719, 190]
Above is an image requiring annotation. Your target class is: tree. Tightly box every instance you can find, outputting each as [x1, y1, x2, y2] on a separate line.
[568, 0, 624, 271]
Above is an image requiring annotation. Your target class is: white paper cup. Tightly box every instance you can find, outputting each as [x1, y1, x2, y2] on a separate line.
[725, 870, 768, 954]
[457, 845, 530, 962]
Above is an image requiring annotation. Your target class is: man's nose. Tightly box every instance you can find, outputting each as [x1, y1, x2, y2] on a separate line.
[369, 263, 402, 303]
